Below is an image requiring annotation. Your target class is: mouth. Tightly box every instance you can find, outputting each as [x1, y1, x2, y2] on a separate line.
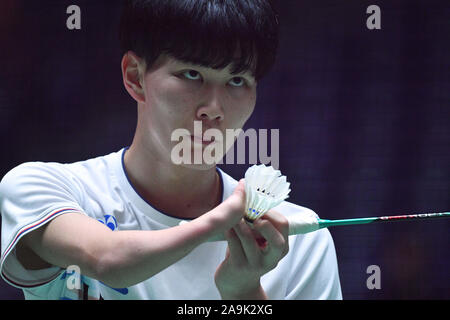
[190, 135, 217, 145]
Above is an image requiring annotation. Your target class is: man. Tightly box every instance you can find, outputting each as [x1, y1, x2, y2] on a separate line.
[0, 0, 342, 299]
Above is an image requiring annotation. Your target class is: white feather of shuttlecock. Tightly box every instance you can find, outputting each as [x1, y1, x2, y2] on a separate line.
[244, 164, 291, 222]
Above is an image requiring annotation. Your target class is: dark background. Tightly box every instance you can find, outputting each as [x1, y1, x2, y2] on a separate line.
[0, 0, 448, 299]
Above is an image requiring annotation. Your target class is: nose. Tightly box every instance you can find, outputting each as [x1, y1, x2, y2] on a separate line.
[196, 85, 225, 122]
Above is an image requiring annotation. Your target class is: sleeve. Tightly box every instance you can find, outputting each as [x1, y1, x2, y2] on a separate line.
[0, 162, 86, 289]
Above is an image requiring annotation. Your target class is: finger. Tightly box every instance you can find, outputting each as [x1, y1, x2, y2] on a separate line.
[221, 179, 247, 221]
[261, 210, 289, 237]
[230, 179, 246, 204]
[243, 221, 268, 250]
[260, 210, 290, 257]
[253, 218, 288, 262]
[234, 220, 261, 266]
[207, 179, 247, 231]
[235, 178, 246, 193]
[250, 228, 268, 250]
[224, 228, 246, 265]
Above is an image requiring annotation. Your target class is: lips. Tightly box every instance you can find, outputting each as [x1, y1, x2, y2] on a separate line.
[191, 135, 215, 145]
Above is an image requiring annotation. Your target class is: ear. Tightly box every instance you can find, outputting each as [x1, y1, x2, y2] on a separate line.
[121, 51, 146, 103]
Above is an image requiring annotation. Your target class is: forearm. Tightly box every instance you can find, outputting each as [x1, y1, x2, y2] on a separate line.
[96, 214, 217, 288]
[26, 181, 246, 289]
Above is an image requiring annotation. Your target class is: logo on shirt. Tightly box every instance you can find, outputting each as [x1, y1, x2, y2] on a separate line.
[97, 215, 118, 231]
[60, 267, 129, 300]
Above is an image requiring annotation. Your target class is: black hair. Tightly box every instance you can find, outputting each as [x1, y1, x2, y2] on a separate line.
[119, 0, 279, 80]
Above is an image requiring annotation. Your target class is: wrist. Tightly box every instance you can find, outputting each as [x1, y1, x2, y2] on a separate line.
[218, 281, 267, 300]
[200, 203, 239, 235]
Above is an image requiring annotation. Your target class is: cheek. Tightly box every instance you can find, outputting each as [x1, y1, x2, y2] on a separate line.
[248, 92, 257, 115]
[231, 90, 256, 127]
[146, 79, 195, 119]
[164, 87, 194, 113]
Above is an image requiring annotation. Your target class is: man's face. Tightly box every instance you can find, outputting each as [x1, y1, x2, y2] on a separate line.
[138, 54, 257, 169]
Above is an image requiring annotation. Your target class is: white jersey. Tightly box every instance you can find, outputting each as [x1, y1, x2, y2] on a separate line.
[0, 148, 342, 300]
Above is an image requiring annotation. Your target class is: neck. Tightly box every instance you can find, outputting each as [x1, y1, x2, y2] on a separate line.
[123, 142, 222, 219]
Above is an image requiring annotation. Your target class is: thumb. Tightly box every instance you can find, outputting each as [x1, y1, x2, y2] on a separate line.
[205, 179, 246, 232]
[232, 179, 246, 198]
[224, 178, 246, 211]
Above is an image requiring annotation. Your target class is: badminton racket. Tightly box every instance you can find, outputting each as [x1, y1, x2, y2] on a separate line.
[288, 211, 450, 235]
[180, 211, 450, 241]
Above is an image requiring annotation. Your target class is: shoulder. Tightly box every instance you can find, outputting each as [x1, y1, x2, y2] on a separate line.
[0, 161, 70, 194]
[0, 160, 83, 200]
[0, 150, 121, 195]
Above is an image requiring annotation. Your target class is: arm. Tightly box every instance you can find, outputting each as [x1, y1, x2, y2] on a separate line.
[20, 180, 248, 289]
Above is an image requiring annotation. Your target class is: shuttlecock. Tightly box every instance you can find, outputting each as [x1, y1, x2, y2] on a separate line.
[244, 164, 291, 222]
[178, 165, 322, 241]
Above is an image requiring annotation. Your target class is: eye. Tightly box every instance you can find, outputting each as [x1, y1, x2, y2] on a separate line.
[228, 76, 246, 87]
[182, 70, 202, 81]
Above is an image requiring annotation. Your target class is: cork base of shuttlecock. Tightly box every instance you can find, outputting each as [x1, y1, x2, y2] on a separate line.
[244, 216, 257, 223]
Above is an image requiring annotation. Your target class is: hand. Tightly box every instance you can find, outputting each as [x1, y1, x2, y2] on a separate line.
[202, 179, 247, 234]
[214, 210, 289, 299]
